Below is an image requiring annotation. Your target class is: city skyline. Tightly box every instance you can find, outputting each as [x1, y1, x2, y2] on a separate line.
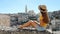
[0, 0, 60, 14]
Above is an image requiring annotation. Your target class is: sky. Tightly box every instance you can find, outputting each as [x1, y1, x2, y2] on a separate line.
[0, 0, 60, 14]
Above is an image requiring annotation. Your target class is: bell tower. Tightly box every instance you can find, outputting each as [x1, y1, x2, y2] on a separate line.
[25, 5, 27, 13]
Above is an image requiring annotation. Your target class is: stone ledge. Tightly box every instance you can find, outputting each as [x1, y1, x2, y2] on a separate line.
[0, 29, 52, 34]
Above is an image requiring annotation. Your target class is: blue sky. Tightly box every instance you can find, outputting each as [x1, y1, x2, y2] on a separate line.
[0, 0, 60, 14]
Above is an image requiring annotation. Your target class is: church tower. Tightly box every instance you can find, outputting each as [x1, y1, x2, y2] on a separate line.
[25, 5, 27, 13]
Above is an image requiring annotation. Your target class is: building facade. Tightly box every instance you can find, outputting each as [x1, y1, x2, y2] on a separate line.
[0, 14, 10, 27]
[51, 19, 60, 31]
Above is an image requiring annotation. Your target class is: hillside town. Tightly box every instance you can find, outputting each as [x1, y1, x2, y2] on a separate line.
[0, 5, 60, 34]
[0, 0, 60, 34]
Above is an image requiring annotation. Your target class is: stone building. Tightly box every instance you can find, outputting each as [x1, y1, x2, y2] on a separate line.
[28, 10, 36, 16]
[0, 14, 10, 27]
[9, 14, 18, 26]
[51, 18, 60, 31]
[10, 13, 29, 26]
[18, 13, 29, 25]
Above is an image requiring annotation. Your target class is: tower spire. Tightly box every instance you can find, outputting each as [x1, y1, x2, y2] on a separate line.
[25, 5, 27, 13]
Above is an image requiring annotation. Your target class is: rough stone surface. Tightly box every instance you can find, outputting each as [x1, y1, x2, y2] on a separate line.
[0, 29, 52, 34]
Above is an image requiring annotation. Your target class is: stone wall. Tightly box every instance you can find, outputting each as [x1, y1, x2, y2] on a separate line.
[0, 29, 52, 34]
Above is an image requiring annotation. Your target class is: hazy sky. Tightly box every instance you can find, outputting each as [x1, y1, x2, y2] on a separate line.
[0, 0, 60, 14]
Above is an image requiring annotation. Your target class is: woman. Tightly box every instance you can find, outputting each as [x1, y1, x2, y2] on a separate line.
[18, 5, 49, 31]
